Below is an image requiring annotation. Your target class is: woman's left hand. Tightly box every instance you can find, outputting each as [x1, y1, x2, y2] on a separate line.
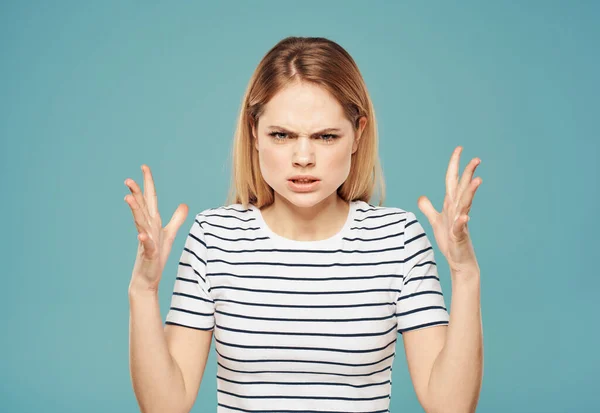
[417, 146, 482, 276]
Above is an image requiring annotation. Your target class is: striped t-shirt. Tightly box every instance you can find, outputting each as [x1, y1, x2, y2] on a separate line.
[165, 199, 450, 413]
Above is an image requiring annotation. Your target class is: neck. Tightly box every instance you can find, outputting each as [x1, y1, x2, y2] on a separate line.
[260, 194, 350, 241]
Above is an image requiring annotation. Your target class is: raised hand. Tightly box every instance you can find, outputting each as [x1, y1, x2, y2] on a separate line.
[417, 146, 482, 276]
[124, 165, 189, 293]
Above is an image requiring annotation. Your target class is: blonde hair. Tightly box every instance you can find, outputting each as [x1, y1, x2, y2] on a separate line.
[226, 36, 385, 209]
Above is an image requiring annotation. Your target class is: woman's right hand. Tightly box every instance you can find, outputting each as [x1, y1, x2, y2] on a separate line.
[125, 164, 189, 294]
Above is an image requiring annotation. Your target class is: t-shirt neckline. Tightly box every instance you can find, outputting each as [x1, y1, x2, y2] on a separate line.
[249, 200, 359, 248]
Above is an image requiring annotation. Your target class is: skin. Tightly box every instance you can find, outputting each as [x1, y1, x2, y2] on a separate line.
[404, 146, 484, 413]
[252, 80, 367, 241]
[418, 146, 482, 274]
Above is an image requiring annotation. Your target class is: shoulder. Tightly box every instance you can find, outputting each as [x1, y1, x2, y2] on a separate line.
[354, 200, 412, 222]
[192, 203, 256, 228]
[353, 201, 428, 240]
[350, 201, 417, 244]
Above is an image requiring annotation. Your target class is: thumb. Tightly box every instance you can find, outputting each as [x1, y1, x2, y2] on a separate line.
[164, 203, 189, 242]
[417, 195, 437, 224]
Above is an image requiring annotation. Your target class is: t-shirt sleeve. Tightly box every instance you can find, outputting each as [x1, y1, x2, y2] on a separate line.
[396, 211, 450, 334]
[165, 215, 215, 331]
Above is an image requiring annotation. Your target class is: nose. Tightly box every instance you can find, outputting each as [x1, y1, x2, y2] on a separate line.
[292, 137, 315, 167]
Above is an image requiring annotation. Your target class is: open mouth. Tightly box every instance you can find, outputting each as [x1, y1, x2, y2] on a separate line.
[287, 179, 321, 191]
[290, 179, 318, 184]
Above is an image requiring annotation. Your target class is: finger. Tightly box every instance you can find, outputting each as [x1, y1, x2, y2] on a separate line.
[142, 165, 159, 218]
[125, 194, 150, 235]
[417, 195, 438, 225]
[459, 176, 483, 216]
[445, 146, 462, 200]
[125, 178, 151, 224]
[457, 157, 481, 200]
[164, 204, 189, 242]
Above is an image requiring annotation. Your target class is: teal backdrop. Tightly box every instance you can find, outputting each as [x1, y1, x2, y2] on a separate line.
[1, 1, 598, 412]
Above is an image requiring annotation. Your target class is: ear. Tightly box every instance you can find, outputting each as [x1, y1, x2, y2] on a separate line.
[251, 118, 259, 151]
[352, 116, 368, 154]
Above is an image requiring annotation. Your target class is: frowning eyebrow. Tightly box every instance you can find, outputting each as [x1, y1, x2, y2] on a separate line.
[266, 125, 343, 134]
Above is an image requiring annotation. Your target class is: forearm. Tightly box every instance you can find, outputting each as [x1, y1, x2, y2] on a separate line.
[427, 273, 483, 413]
[129, 288, 188, 413]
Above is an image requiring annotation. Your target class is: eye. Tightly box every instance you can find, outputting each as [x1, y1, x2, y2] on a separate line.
[320, 134, 338, 142]
[267, 131, 340, 143]
[268, 131, 288, 141]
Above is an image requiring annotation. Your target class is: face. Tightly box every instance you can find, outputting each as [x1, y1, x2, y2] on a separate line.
[252, 81, 366, 209]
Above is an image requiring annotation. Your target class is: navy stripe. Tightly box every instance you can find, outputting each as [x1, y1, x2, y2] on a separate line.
[218, 402, 389, 413]
[212, 298, 396, 309]
[172, 291, 213, 303]
[216, 360, 393, 377]
[343, 232, 403, 242]
[200, 220, 261, 231]
[188, 231, 206, 248]
[405, 218, 418, 228]
[183, 247, 206, 266]
[215, 309, 396, 323]
[405, 275, 440, 283]
[177, 262, 207, 283]
[201, 207, 251, 214]
[216, 374, 391, 388]
[164, 321, 213, 331]
[217, 388, 391, 401]
[202, 213, 257, 223]
[209, 286, 401, 295]
[215, 337, 397, 354]
[404, 245, 434, 263]
[355, 211, 405, 222]
[350, 218, 405, 231]
[175, 276, 196, 283]
[398, 320, 449, 334]
[396, 305, 447, 317]
[205, 232, 270, 242]
[215, 323, 397, 338]
[412, 260, 436, 268]
[405, 232, 426, 245]
[397, 290, 444, 301]
[355, 207, 384, 213]
[216, 348, 395, 368]
[207, 258, 404, 267]
[205, 245, 404, 254]
[170, 306, 213, 317]
[208, 272, 403, 282]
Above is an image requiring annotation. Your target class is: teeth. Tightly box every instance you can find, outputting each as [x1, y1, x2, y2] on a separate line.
[294, 179, 314, 183]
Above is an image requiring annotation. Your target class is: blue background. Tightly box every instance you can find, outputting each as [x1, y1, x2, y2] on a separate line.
[1, 1, 598, 412]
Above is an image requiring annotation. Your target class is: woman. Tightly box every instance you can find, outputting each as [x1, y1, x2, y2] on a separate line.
[126, 36, 483, 413]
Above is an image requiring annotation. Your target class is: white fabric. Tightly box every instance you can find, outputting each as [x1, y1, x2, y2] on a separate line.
[165, 200, 450, 412]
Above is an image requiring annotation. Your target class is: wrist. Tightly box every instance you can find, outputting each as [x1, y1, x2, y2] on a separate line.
[128, 278, 159, 299]
[450, 270, 481, 287]
[449, 262, 480, 279]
